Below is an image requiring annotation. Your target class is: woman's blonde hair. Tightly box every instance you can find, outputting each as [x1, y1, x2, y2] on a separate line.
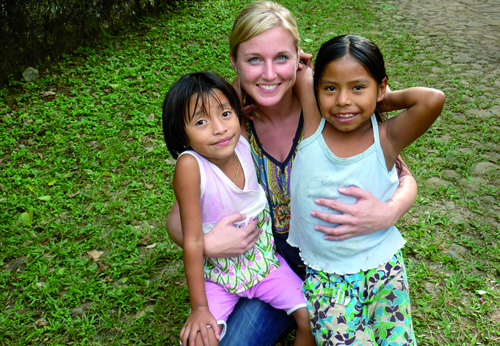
[229, 1, 300, 59]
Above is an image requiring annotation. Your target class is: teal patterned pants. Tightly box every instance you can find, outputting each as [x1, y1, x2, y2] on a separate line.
[303, 251, 416, 346]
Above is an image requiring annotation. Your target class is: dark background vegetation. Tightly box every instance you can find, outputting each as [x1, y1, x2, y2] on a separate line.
[1, 0, 498, 344]
[0, 0, 181, 85]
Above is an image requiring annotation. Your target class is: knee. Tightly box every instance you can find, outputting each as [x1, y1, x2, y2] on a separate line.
[293, 307, 311, 329]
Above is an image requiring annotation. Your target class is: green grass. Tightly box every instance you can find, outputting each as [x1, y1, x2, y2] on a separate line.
[1, 0, 499, 344]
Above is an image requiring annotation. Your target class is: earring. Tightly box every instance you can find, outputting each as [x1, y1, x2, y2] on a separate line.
[235, 68, 239, 74]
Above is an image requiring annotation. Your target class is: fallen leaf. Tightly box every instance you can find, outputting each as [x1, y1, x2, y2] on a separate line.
[138, 234, 151, 246]
[41, 91, 56, 97]
[146, 243, 157, 249]
[35, 318, 49, 328]
[66, 190, 81, 198]
[87, 250, 104, 261]
[135, 310, 146, 319]
[19, 208, 34, 226]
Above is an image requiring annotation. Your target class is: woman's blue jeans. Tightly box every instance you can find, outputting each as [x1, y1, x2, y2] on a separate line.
[220, 297, 297, 346]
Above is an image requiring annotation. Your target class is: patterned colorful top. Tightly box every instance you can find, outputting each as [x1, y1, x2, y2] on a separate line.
[178, 137, 280, 293]
[245, 114, 304, 275]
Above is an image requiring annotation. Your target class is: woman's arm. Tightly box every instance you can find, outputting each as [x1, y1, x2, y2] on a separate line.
[174, 155, 220, 346]
[166, 203, 260, 257]
[312, 161, 417, 240]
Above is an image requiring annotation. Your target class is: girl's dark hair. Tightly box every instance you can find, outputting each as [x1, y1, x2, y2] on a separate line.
[162, 72, 242, 159]
[313, 34, 387, 122]
[314, 35, 406, 173]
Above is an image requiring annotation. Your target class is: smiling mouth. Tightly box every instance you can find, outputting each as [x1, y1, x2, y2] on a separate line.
[258, 84, 278, 91]
[214, 137, 232, 145]
[334, 113, 357, 119]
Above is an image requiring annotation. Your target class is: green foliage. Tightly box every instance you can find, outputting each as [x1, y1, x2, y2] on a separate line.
[0, 0, 499, 345]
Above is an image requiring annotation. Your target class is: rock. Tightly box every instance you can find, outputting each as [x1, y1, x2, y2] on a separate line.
[442, 170, 460, 180]
[460, 177, 487, 192]
[23, 67, 39, 82]
[445, 243, 468, 260]
[424, 177, 452, 189]
[449, 244, 468, 256]
[70, 307, 85, 317]
[473, 162, 498, 174]
[424, 282, 439, 297]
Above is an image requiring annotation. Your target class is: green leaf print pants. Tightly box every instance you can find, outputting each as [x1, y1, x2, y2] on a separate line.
[303, 250, 417, 346]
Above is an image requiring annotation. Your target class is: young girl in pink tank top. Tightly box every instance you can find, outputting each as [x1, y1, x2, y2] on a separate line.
[162, 72, 314, 346]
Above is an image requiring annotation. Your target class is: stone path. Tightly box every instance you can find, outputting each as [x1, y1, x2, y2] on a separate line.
[382, 0, 500, 231]
[379, 0, 500, 342]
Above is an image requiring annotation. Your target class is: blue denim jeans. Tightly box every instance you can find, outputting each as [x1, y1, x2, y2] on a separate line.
[220, 297, 297, 346]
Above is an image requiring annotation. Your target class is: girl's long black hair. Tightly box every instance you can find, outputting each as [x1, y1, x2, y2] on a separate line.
[314, 34, 387, 123]
[314, 35, 406, 173]
[162, 72, 242, 159]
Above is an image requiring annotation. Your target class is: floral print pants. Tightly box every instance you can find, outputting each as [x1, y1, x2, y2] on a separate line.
[303, 251, 416, 346]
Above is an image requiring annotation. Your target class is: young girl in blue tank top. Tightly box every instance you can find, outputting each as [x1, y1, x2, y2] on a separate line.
[288, 35, 445, 345]
[162, 72, 314, 346]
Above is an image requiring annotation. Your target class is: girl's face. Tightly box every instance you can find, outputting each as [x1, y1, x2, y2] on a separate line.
[231, 26, 299, 108]
[317, 55, 387, 133]
[185, 89, 241, 166]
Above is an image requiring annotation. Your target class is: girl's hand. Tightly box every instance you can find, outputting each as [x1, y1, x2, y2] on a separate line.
[180, 306, 220, 346]
[242, 103, 258, 121]
[298, 48, 313, 70]
[204, 213, 260, 258]
[231, 76, 258, 120]
[311, 186, 398, 241]
[376, 84, 393, 113]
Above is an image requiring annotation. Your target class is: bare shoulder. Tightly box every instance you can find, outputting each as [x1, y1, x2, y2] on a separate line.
[174, 154, 201, 187]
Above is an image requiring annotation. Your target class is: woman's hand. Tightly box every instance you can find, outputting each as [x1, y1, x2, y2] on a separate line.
[204, 213, 260, 258]
[311, 186, 400, 241]
[166, 203, 261, 257]
[180, 306, 220, 346]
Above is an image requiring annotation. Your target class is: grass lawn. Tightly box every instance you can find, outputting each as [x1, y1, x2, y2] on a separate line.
[1, 0, 499, 344]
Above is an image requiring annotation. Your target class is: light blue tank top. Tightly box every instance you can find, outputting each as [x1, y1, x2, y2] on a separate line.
[288, 115, 405, 274]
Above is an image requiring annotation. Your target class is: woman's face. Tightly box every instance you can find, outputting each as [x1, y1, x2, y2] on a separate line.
[232, 26, 299, 108]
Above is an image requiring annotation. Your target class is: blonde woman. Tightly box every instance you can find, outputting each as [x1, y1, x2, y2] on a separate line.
[166, 2, 418, 345]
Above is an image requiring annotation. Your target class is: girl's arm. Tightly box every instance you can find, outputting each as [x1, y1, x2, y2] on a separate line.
[382, 87, 445, 168]
[293, 66, 322, 138]
[231, 77, 257, 120]
[309, 86, 424, 240]
[174, 155, 220, 346]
